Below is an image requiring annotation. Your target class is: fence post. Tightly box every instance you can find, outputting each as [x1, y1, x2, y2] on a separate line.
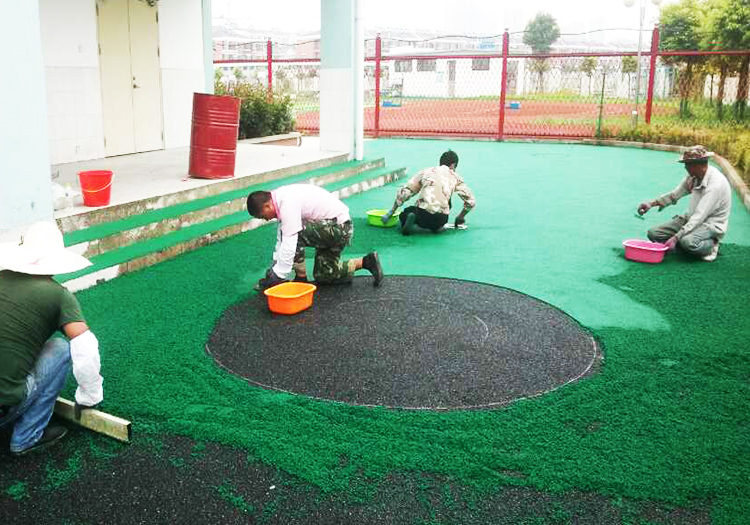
[267, 39, 273, 102]
[497, 30, 509, 140]
[597, 71, 607, 138]
[374, 35, 381, 138]
[645, 25, 660, 124]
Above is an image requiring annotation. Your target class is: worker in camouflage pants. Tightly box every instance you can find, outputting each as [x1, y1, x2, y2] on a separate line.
[246, 184, 383, 290]
[293, 219, 355, 284]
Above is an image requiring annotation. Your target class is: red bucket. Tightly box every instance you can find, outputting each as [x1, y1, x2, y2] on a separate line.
[78, 170, 113, 207]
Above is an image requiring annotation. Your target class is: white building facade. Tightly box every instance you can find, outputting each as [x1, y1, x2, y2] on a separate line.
[0, 0, 214, 236]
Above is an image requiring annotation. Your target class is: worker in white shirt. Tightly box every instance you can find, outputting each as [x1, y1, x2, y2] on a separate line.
[247, 184, 383, 291]
[637, 145, 732, 262]
[0, 222, 104, 455]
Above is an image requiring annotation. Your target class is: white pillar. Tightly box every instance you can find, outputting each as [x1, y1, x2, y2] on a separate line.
[0, 0, 54, 239]
[202, 0, 214, 94]
[353, 0, 364, 160]
[320, 0, 364, 160]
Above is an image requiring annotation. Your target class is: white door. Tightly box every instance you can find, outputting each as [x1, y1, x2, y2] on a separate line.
[128, 0, 163, 153]
[97, 0, 163, 156]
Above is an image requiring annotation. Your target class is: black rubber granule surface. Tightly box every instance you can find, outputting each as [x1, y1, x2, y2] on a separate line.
[207, 276, 597, 409]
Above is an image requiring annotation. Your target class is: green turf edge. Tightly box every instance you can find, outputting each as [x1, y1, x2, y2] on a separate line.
[325, 165, 405, 193]
[57, 168, 405, 283]
[62, 159, 378, 246]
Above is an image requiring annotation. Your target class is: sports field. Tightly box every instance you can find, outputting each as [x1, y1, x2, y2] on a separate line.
[2, 139, 750, 524]
[296, 99, 676, 137]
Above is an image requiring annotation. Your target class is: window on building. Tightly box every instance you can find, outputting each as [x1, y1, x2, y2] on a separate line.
[472, 58, 490, 71]
[417, 59, 436, 72]
[395, 60, 412, 73]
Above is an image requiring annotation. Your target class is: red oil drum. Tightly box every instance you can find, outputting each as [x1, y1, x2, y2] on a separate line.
[188, 93, 241, 179]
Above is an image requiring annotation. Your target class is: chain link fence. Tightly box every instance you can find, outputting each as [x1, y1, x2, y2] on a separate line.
[214, 33, 750, 139]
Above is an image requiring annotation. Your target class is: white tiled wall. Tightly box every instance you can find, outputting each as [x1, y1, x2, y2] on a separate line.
[45, 67, 105, 164]
[159, 0, 206, 149]
[40, 0, 207, 163]
[40, 0, 104, 164]
[161, 69, 206, 149]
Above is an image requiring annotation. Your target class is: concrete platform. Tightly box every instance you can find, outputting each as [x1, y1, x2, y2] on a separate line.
[52, 137, 344, 221]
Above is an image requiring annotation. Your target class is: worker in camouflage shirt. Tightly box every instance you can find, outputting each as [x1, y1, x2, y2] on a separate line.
[381, 150, 476, 235]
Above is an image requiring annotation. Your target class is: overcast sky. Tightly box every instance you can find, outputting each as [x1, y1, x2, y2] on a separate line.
[213, 0, 676, 36]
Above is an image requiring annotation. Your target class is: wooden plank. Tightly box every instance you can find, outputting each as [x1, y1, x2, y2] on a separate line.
[54, 398, 132, 443]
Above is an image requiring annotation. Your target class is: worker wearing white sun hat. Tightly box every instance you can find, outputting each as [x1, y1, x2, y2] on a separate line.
[0, 221, 104, 456]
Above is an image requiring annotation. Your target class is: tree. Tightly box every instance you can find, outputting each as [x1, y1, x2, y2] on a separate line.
[523, 13, 560, 94]
[581, 57, 598, 95]
[702, 0, 728, 116]
[659, 0, 706, 118]
[528, 59, 551, 93]
[523, 13, 561, 54]
[704, 0, 750, 119]
[275, 68, 292, 95]
[621, 56, 638, 99]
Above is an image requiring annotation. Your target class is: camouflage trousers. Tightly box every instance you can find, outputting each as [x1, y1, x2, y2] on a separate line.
[294, 219, 356, 283]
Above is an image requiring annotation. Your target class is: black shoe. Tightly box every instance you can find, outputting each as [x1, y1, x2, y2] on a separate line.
[362, 252, 383, 287]
[401, 212, 416, 236]
[10, 425, 67, 456]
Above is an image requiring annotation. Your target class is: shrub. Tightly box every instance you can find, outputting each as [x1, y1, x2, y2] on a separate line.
[602, 123, 750, 186]
[214, 79, 295, 139]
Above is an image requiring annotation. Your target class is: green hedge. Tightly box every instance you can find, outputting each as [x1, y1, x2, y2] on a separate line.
[215, 80, 295, 139]
[603, 123, 750, 186]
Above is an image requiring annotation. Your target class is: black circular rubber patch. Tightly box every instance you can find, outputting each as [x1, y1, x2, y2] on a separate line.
[206, 276, 597, 410]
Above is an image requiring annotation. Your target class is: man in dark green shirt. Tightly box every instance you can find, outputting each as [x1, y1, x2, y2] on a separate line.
[0, 222, 104, 455]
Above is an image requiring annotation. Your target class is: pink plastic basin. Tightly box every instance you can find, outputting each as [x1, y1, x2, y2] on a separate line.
[622, 239, 669, 264]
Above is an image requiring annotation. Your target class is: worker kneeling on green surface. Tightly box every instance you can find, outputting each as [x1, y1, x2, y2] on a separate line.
[0, 222, 104, 456]
[381, 150, 476, 235]
[636, 145, 731, 262]
[247, 184, 384, 291]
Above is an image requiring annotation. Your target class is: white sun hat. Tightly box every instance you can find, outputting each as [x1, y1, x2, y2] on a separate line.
[0, 221, 91, 276]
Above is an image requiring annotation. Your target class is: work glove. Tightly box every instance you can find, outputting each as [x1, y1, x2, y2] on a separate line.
[292, 274, 309, 283]
[74, 402, 100, 420]
[381, 210, 394, 225]
[255, 268, 287, 292]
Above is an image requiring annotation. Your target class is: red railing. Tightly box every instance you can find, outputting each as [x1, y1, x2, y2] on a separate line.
[214, 30, 750, 139]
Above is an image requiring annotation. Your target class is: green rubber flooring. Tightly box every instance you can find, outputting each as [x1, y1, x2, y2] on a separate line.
[3, 139, 750, 524]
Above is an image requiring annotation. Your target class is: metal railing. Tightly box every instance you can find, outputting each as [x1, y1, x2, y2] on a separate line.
[214, 28, 750, 139]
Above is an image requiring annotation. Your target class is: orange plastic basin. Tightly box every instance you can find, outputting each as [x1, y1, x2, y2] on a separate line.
[264, 282, 317, 314]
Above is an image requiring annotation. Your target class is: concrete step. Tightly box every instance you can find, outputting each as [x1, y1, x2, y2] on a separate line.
[57, 154, 370, 236]
[59, 162, 405, 292]
[63, 157, 386, 260]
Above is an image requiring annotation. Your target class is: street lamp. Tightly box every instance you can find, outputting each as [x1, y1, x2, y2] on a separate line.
[624, 0, 662, 126]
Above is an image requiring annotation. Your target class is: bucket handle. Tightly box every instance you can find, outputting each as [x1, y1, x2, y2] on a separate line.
[82, 176, 114, 193]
